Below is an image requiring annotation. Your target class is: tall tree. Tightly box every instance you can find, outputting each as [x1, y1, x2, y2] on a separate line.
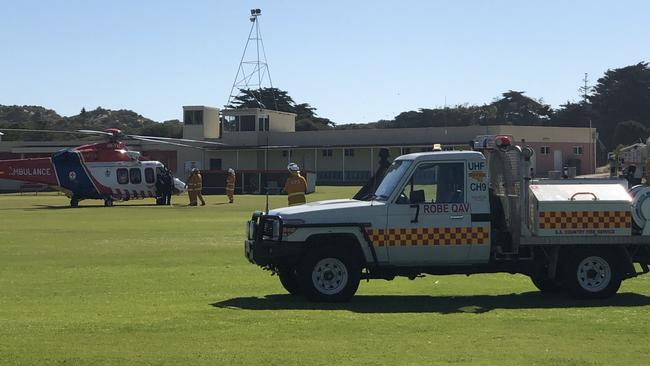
[589, 62, 650, 149]
[227, 88, 295, 113]
[613, 120, 648, 147]
[228, 88, 334, 131]
[552, 102, 592, 127]
[487, 90, 552, 126]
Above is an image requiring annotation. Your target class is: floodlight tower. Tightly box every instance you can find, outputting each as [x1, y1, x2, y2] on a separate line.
[227, 8, 277, 110]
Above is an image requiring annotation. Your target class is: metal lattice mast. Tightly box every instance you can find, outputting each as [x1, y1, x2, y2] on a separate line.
[226, 9, 277, 110]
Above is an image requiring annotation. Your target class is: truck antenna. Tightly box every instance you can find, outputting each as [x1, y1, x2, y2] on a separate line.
[265, 132, 270, 213]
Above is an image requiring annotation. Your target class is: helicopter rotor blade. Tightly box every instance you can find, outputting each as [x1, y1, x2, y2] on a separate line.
[0, 128, 113, 139]
[76, 129, 114, 136]
[0, 128, 87, 134]
[129, 136, 205, 149]
[127, 134, 228, 146]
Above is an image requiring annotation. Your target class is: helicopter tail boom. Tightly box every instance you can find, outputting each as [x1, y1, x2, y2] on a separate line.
[0, 158, 59, 185]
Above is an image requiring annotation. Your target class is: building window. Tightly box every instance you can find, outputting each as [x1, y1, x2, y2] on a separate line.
[402, 148, 411, 154]
[238, 115, 256, 131]
[145, 168, 155, 184]
[421, 147, 430, 152]
[222, 116, 237, 132]
[130, 168, 142, 184]
[282, 150, 292, 158]
[209, 159, 222, 170]
[344, 148, 355, 157]
[540, 146, 550, 155]
[183, 110, 203, 125]
[322, 149, 333, 157]
[117, 168, 129, 184]
[573, 146, 583, 155]
[258, 116, 269, 131]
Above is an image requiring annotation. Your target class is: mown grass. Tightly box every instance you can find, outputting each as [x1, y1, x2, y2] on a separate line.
[1, 187, 649, 365]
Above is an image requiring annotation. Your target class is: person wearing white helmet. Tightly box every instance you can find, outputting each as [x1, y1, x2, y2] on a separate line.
[226, 168, 236, 203]
[284, 163, 307, 206]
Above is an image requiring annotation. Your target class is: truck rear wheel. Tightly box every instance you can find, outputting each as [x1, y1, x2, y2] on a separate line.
[298, 247, 360, 302]
[277, 265, 301, 295]
[564, 249, 622, 299]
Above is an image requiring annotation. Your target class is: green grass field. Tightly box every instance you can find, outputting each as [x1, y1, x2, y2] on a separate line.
[1, 187, 650, 365]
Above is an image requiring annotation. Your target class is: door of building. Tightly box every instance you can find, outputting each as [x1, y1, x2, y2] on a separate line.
[554, 150, 563, 171]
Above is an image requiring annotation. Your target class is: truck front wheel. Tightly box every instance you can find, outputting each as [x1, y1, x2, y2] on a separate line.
[564, 249, 622, 299]
[298, 247, 360, 302]
[277, 265, 301, 295]
[530, 275, 562, 293]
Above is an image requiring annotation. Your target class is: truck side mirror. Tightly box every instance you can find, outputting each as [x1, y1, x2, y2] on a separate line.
[410, 189, 425, 204]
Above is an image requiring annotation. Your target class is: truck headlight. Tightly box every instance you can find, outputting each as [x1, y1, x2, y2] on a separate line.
[246, 220, 256, 240]
[272, 220, 281, 240]
[260, 218, 282, 240]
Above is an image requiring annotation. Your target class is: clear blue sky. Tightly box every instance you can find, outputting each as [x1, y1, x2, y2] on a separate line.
[1, 0, 648, 124]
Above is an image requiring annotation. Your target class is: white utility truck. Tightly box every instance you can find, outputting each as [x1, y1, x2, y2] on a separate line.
[244, 136, 650, 302]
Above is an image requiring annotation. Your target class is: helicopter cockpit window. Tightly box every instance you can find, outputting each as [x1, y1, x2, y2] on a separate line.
[130, 168, 142, 184]
[117, 168, 129, 184]
[145, 168, 155, 184]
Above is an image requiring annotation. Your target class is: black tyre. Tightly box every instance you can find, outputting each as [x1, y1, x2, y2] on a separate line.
[563, 249, 622, 299]
[530, 275, 562, 293]
[298, 247, 360, 302]
[277, 265, 301, 295]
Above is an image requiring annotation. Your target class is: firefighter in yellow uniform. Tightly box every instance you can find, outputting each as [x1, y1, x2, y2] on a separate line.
[186, 168, 206, 206]
[284, 163, 307, 206]
[226, 168, 236, 203]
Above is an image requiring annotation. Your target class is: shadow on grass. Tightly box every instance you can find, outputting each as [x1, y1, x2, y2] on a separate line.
[211, 292, 650, 314]
[18, 203, 184, 210]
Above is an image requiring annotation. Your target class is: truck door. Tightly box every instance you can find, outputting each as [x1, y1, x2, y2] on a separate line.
[385, 161, 473, 265]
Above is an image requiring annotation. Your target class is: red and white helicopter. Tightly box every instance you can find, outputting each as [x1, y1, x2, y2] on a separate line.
[0, 128, 225, 207]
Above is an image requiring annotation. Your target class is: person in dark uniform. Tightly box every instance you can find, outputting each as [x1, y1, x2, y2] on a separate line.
[155, 168, 166, 205]
[163, 168, 173, 205]
[155, 167, 173, 205]
[353, 148, 391, 200]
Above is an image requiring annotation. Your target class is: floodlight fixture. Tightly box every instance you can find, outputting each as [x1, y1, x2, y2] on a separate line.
[250, 8, 261, 22]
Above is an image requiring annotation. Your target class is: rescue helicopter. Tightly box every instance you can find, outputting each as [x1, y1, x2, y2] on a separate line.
[0, 128, 225, 207]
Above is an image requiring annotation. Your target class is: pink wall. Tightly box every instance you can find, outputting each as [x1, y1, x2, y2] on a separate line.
[521, 141, 595, 176]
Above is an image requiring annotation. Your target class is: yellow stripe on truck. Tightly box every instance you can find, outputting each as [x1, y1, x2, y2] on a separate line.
[365, 226, 489, 247]
[539, 211, 631, 230]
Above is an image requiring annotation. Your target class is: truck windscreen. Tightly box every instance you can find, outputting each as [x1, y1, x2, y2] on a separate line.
[373, 160, 413, 201]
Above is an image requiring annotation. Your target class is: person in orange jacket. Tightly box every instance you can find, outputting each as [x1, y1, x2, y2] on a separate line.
[185, 168, 205, 206]
[226, 168, 236, 203]
[284, 163, 307, 206]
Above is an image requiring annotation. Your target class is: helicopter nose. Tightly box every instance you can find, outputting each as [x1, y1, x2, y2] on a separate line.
[173, 177, 187, 192]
